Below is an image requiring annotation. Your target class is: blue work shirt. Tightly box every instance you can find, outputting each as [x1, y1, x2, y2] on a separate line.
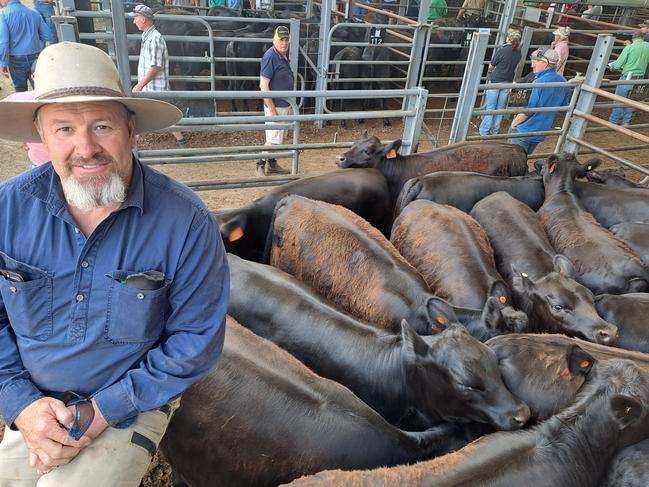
[0, 0, 54, 67]
[512, 68, 569, 143]
[0, 160, 229, 428]
[260, 46, 294, 108]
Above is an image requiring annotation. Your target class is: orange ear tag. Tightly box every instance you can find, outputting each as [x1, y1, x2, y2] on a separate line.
[499, 295, 507, 304]
[228, 227, 244, 242]
[436, 316, 446, 325]
[580, 361, 590, 369]
[559, 368, 570, 377]
[386, 149, 398, 159]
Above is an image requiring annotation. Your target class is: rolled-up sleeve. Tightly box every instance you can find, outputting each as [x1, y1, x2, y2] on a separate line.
[93, 213, 229, 426]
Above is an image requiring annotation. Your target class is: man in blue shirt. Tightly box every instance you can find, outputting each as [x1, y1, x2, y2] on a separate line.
[508, 47, 569, 155]
[0, 0, 54, 92]
[0, 42, 229, 485]
[257, 25, 294, 177]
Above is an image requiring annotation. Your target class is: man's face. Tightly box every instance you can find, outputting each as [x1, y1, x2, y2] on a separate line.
[132, 15, 149, 32]
[273, 37, 290, 56]
[36, 101, 136, 210]
[531, 58, 549, 73]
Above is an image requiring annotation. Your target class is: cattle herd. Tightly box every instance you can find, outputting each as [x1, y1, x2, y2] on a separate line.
[158, 133, 649, 487]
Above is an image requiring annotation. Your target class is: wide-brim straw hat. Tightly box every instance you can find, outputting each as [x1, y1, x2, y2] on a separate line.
[0, 42, 182, 143]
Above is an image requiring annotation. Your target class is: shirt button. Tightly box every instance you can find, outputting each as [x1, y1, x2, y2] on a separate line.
[136, 293, 145, 300]
[74, 228, 80, 234]
[9, 286, 17, 293]
[81, 261, 89, 269]
[76, 293, 84, 302]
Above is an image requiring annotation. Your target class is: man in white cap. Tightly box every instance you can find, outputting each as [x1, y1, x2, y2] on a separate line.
[551, 26, 570, 76]
[130, 3, 186, 146]
[508, 47, 569, 155]
[0, 41, 229, 486]
[257, 25, 293, 177]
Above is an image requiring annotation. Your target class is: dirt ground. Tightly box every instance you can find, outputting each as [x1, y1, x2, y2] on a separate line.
[1, 63, 649, 486]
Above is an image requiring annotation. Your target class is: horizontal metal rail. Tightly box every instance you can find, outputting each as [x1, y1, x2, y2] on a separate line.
[566, 135, 649, 177]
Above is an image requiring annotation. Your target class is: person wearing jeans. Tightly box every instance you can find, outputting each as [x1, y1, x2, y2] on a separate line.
[479, 29, 522, 136]
[33, 1, 58, 49]
[608, 31, 649, 126]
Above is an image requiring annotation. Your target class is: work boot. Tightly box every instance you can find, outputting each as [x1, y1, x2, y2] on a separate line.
[255, 160, 267, 177]
[264, 158, 290, 175]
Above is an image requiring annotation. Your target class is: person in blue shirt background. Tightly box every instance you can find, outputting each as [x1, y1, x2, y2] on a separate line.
[0, 41, 229, 486]
[0, 0, 54, 92]
[32, 0, 58, 49]
[508, 47, 569, 155]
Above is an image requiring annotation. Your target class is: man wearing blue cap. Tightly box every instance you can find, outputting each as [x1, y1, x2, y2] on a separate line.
[257, 25, 294, 176]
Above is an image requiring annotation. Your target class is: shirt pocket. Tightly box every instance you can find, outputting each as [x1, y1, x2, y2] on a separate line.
[104, 270, 171, 344]
[0, 251, 53, 341]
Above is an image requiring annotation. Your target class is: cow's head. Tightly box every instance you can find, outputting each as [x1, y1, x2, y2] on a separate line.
[511, 258, 618, 345]
[415, 323, 530, 431]
[336, 131, 402, 168]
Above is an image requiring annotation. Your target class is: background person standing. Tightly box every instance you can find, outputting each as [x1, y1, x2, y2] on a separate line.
[0, 0, 54, 92]
[33, 0, 57, 49]
[257, 25, 293, 177]
[479, 28, 521, 136]
[508, 48, 569, 155]
[130, 4, 186, 146]
[551, 26, 570, 76]
[608, 31, 649, 127]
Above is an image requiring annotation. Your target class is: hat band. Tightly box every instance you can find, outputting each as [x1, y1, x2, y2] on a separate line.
[35, 86, 124, 101]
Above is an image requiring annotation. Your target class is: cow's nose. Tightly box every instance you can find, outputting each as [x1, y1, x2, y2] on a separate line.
[511, 404, 530, 429]
[335, 155, 345, 167]
[596, 324, 618, 345]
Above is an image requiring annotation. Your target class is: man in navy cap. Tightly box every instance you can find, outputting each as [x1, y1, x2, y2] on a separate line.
[257, 25, 294, 176]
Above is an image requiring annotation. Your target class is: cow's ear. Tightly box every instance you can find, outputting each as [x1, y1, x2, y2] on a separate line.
[610, 394, 644, 429]
[533, 159, 544, 175]
[584, 158, 602, 172]
[511, 265, 533, 293]
[425, 296, 455, 333]
[553, 254, 574, 279]
[400, 319, 429, 357]
[488, 281, 511, 307]
[381, 139, 402, 159]
[481, 297, 502, 331]
[566, 345, 596, 376]
[361, 129, 369, 139]
[218, 213, 248, 242]
[546, 154, 559, 174]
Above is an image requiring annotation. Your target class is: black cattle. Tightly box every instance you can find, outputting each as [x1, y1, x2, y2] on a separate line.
[335, 134, 528, 203]
[584, 166, 648, 189]
[228, 254, 530, 431]
[538, 154, 649, 295]
[575, 180, 649, 228]
[287, 357, 649, 487]
[225, 25, 274, 112]
[328, 46, 363, 128]
[361, 44, 392, 127]
[391, 200, 512, 310]
[471, 192, 618, 344]
[396, 172, 544, 215]
[610, 222, 649, 267]
[604, 438, 649, 487]
[268, 195, 525, 339]
[161, 317, 468, 487]
[595, 293, 649, 353]
[213, 168, 392, 263]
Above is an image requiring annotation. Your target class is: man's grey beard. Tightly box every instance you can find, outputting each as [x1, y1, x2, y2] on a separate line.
[62, 172, 127, 211]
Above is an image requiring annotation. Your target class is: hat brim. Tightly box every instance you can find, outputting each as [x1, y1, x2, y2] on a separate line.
[0, 96, 182, 143]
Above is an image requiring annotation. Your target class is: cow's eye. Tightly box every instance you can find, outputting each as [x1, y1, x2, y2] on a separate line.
[553, 304, 564, 311]
[460, 384, 483, 393]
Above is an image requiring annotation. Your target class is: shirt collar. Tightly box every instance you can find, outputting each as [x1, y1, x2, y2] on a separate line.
[142, 26, 157, 41]
[19, 156, 145, 217]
